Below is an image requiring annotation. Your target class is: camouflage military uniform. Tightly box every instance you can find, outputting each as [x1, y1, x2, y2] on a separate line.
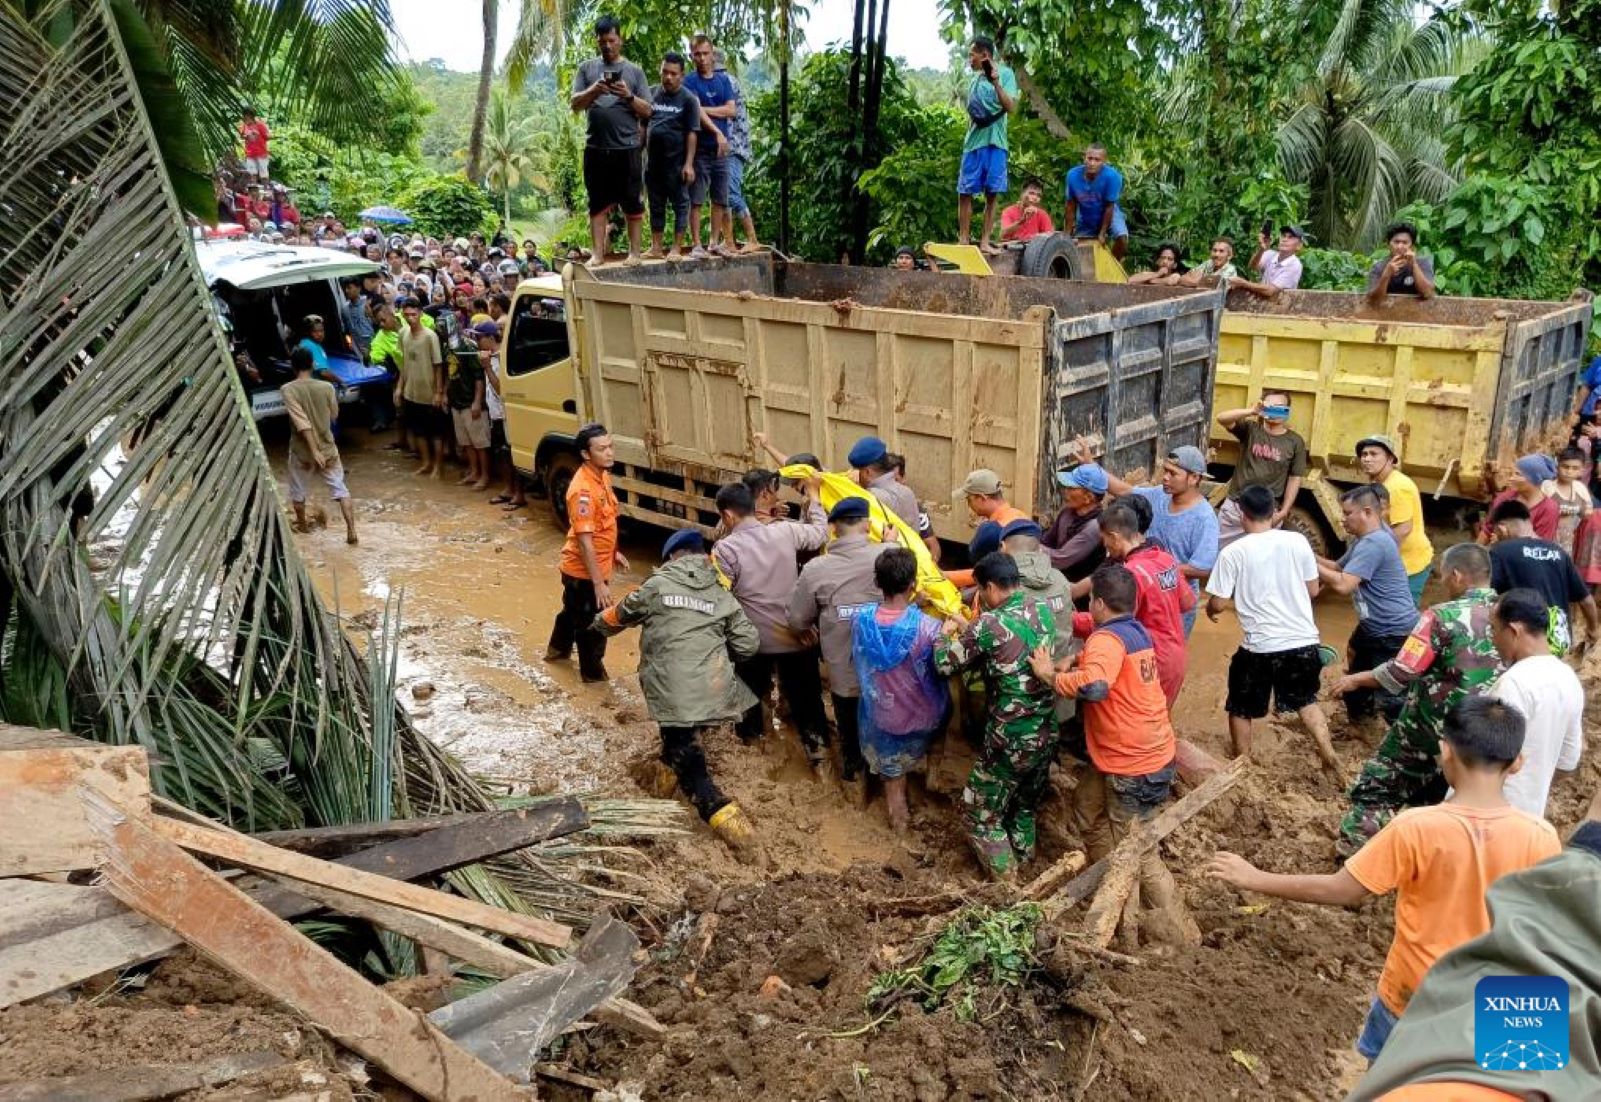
[934, 591, 1057, 877]
[1337, 587, 1502, 857]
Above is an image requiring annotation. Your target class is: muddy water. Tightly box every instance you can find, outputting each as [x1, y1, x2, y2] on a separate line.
[282, 431, 1369, 862]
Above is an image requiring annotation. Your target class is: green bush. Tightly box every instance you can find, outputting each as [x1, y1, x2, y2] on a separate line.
[395, 175, 496, 240]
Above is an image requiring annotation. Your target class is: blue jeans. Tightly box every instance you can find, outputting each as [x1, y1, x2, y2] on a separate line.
[1355, 995, 1399, 1063]
[728, 154, 750, 217]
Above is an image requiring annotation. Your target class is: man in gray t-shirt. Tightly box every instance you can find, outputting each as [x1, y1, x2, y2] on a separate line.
[1317, 484, 1418, 722]
[569, 15, 651, 264]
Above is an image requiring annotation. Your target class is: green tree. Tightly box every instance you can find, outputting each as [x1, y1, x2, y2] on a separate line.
[397, 173, 497, 239]
[482, 89, 544, 227]
[465, 0, 497, 182]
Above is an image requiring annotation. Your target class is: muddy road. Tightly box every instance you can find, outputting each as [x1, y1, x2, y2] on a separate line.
[273, 432, 1596, 1101]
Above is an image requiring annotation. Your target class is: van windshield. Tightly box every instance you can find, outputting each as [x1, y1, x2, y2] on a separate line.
[506, 296, 569, 377]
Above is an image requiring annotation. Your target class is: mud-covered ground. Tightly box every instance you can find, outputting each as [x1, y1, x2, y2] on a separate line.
[7, 430, 1595, 1101]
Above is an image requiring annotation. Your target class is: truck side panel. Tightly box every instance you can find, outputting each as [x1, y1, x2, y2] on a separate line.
[1490, 298, 1594, 475]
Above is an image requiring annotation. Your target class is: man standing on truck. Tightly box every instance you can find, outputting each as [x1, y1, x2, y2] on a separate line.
[547, 423, 629, 682]
[1233, 225, 1306, 300]
[1317, 485, 1420, 723]
[1356, 434, 1434, 604]
[788, 497, 891, 788]
[684, 35, 736, 256]
[1063, 144, 1128, 260]
[643, 52, 700, 260]
[1078, 442, 1218, 636]
[1215, 391, 1308, 548]
[570, 15, 652, 265]
[712, 480, 835, 771]
[1042, 463, 1108, 582]
[956, 36, 1017, 255]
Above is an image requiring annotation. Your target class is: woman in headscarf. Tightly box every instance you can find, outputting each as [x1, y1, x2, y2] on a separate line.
[1478, 453, 1560, 543]
[852, 546, 951, 835]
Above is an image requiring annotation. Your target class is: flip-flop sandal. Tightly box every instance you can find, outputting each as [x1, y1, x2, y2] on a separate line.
[502, 500, 527, 511]
[489, 494, 513, 505]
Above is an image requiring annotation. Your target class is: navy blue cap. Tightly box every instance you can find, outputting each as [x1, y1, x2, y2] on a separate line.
[969, 520, 1002, 560]
[662, 529, 705, 558]
[846, 436, 888, 468]
[1000, 518, 1043, 541]
[828, 496, 871, 522]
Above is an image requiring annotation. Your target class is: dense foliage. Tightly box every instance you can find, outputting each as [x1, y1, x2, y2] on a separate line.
[396, 174, 498, 239]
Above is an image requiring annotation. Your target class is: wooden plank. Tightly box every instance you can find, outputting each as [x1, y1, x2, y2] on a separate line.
[0, 728, 150, 875]
[253, 802, 585, 858]
[1047, 757, 1247, 913]
[332, 801, 588, 875]
[1083, 846, 1142, 949]
[0, 1051, 286, 1102]
[153, 817, 572, 950]
[1019, 849, 1088, 902]
[262, 873, 545, 980]
[89, 796, 529, 1102]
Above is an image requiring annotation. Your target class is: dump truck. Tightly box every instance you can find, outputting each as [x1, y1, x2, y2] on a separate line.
[1212, 288, 1595, 554]
[500, 254, 1226, 541]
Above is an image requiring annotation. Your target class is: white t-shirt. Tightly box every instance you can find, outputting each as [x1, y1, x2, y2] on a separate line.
[483, 352, 505, 420]
[1490, 654, 1584, 818]
[1205, 528, 1321, 653]
[1259, 249, 1303, 291]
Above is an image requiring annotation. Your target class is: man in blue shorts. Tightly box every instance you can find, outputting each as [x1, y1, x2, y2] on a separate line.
[956, 35, 1017, 254]
[1064, 143, 1128, 260]
[684, 34, 736, 255]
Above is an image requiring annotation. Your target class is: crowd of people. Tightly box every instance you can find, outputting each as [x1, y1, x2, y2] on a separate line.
[545, 380, 1598, 1069]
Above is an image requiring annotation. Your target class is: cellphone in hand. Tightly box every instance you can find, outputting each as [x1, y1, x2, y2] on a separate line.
[1260, 219, 1275, 241]
[603, 68, 621, 84]
[981, 58, 995, 78]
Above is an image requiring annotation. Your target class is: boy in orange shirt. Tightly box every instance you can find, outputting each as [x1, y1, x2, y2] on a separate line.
[1210, 696, 1561, 1064]
[1030, 562, 1196, 944]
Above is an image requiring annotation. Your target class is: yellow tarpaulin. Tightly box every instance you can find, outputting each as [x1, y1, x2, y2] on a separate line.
[779, 463, 964, 619]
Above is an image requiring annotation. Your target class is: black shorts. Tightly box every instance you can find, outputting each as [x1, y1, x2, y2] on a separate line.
[489, 417, 509, 457]
[402, 398, 445, 438]
[584, 146, 645, 218]
[1226, 644, 1322, 719]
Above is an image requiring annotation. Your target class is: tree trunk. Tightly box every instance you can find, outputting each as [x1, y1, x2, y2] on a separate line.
[1009, 61, 1071, 140]
[466, 0, 497, 183]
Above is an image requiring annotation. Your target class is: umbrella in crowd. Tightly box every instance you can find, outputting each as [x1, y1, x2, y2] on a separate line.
[358, 205, 412, 224]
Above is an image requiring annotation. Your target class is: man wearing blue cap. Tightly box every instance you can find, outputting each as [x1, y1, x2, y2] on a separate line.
[595, 528, 760, 852]
[848, 435, 923, 537]
[1043, 463, 1109, 582]
[789, 496, 891, 786]
[1078, 441, 1219, 636]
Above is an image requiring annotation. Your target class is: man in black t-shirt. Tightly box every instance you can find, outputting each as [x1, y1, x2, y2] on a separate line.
[570, 14, 651, 264]
[644, 53, 701, 259]
[1487, 498, 1599, 653]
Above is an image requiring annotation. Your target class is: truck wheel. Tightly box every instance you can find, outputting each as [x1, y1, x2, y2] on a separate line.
[1017, 233, 1085, 280]
[1282, 505, 1334, 559]
[545, 452, 581, 531]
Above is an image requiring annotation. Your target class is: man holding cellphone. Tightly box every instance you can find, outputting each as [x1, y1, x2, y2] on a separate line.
[570, 14, 652, 265]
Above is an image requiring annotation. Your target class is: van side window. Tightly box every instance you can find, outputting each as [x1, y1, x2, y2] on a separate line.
[506, 298, 570, 377]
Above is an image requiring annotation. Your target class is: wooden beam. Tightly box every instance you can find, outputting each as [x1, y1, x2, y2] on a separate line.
[89, 796, 529, 1102]
[1047, 757, 1247, 914]
[0, 726, 150, 875]
[252, 800, 588, 860]
[1020, 849, 1088, 902]
[0, 1051, 286, 1102]
[262, 874, 546, 980]
[153, 817, 572, 949]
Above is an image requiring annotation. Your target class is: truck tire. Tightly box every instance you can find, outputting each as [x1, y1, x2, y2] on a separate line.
[1282, 505, 1335, 559]
[1017, 233, 1085, 281]
[545, 451, 581, 531]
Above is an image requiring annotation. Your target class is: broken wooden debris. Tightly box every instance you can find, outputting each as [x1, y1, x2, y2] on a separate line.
[1047, 756, 1247, 914]
[429, 916, 641, 1083]
[533, 1064, 613, 1092]
[0, 1050, 287, 1102]
[0, 726, 150, 876]
[154, 816, 573, 949]
[1020, 848, 1088, 901]
[254, 799, 587, 858]
[88, 792, 530, 1101]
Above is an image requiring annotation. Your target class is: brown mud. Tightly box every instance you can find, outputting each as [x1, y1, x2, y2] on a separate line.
[8, 431, 1596, 1100]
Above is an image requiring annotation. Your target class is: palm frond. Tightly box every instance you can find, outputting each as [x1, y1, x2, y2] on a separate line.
[1330, 114, 1409, 247]
[505, 0, 567, 92]
[1276, 100, 1328, 182]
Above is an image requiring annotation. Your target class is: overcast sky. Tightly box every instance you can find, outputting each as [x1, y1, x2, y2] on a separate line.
[388, 0, 953, 74]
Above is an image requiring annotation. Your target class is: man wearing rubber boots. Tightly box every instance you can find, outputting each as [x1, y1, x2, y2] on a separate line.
[594, 528, 759, 853]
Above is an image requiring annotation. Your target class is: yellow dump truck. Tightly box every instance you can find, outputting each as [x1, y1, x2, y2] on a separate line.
[501, 255, 1226, 540]
[1212, 288, 1595, 553]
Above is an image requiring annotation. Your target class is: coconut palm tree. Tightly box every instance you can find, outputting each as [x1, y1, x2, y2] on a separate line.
[465, 0, 496, 183]
[1274, 0, 1468, 249]
[481, 88, 543, 226]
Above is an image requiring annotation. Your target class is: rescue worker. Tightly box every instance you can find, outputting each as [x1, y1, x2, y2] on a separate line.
[546, 423, 627, 681]
[1002, 518, 1077, 724]
[595, 529, 758, 851]
[944, 469, 1030, 588]
[788, 496, 891, 788]
[1331, 542, 1502, 857]
[934, 551, 1057, 880]
[711, 479, 833, 769]
[847, 435, 922, 532]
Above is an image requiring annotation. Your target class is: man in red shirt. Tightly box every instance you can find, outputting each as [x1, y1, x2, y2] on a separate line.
[1032, 562, 1196, 945]
[239, 107, 271, 184]
[546, 423, 629, 681]
[1072, 497, 1193, 708]
[1000, 178, 1054, 243]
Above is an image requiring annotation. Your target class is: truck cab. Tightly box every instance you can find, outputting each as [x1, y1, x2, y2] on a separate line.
[501, 274, 580, 518]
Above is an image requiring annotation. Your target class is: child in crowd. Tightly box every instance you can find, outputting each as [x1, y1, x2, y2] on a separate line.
[1209, 696, 1560, 1064]
[853, 547, 950, 834]
[1542, 446, 1594, 556]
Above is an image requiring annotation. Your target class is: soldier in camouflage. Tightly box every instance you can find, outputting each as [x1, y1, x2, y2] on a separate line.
[1330, 543, 1503, 857]
[934, 551, 1058, 879]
